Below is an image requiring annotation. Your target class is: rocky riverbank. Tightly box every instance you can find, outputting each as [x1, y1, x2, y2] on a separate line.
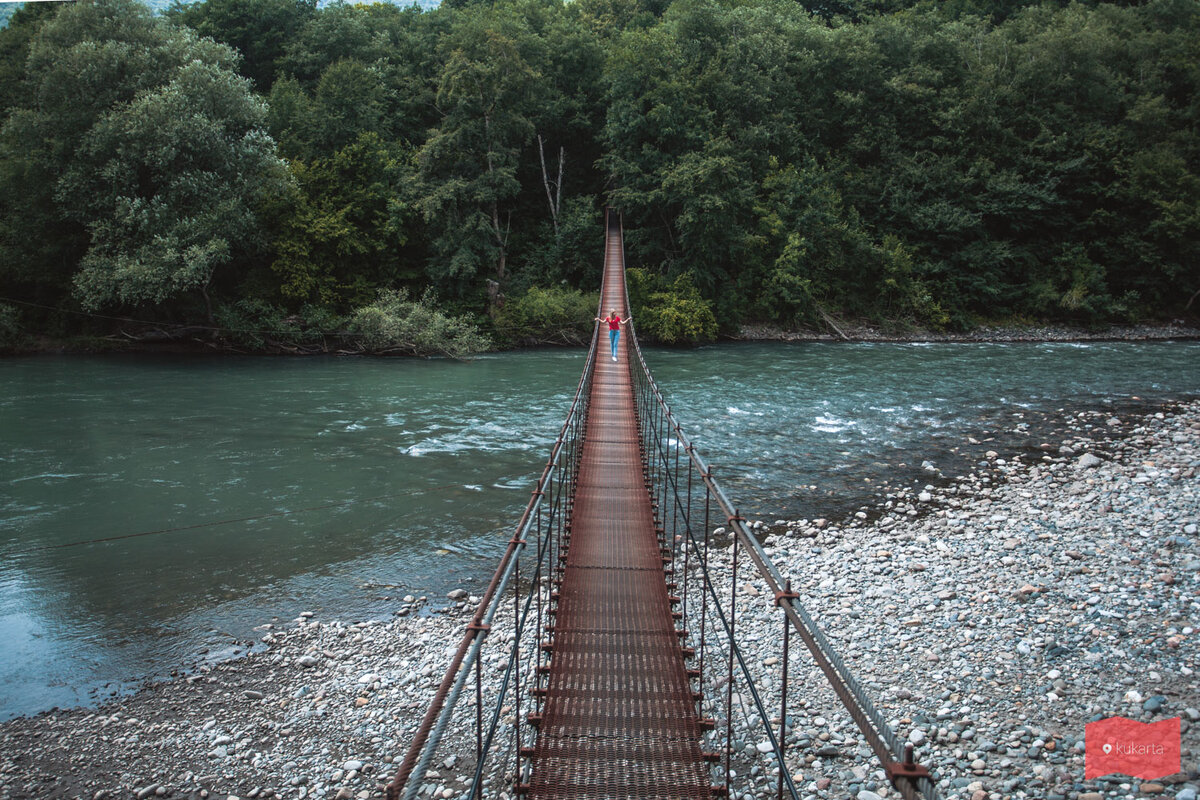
[709, 400, 1200, 800]
[737, 322, 1200, 344]
[1, 401, 1197, 800]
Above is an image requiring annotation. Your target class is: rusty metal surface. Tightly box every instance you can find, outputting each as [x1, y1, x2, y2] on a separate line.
[527, 223, 710, 800]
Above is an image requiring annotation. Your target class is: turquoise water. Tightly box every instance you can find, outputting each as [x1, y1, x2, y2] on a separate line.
[0, 352, 581, 718]
[644, 340, 1200, 520]
[1, 341, 1198, 718]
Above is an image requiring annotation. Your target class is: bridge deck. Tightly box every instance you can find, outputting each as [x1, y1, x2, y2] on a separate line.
[528, 223, 710, 799]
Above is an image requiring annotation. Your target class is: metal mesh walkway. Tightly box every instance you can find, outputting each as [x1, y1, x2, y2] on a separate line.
[526, 222, 711, 800]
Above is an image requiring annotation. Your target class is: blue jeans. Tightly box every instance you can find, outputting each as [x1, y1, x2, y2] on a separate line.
[609, 329, 620, 358]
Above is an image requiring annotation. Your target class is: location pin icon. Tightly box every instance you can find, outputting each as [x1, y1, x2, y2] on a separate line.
[1102, 743, 1113, 754]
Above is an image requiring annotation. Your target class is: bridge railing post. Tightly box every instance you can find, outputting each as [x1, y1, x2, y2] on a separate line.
[724, 530, 738, 796]
[624, 300, 938, 800]
[391, 323, 601, 800]
[776, 578, 799, 800]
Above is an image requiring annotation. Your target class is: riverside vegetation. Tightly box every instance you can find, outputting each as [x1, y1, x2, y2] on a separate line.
[1, 399, 1195, 800]
[0, 0, 1198, 354]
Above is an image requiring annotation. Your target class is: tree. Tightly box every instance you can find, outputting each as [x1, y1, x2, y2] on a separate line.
[62, 60, 290, 314]
[501, 0, 608, 294]
[348, 288, 490, 357]
[0, 2, 59, 111]
[626, 268, 717, 344]
[0, 0, 190, 306]
[495, 284, 598, 345]
[270, 132, 416, 311]
[0, 0, 288, 316]
[417, 9, 540, 299]
[5, 0, 1199, 344]
[169, 0, 317, 91]
[307, 58, 392, 154]
[659, 136, 761, 298]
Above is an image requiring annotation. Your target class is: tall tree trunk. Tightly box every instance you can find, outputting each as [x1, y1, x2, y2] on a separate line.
[484, 112, 507, 286]
[490, 199, 506, 282]
[199, 281, 215, 327]
[538, 134, 564, 235]
[486, 279, 502, 319]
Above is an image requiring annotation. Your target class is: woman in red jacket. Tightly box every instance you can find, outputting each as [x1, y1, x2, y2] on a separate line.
[596, 309, 630, 362]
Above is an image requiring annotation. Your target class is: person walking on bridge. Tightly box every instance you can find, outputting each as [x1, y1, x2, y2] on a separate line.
[597, 309, 630, 362]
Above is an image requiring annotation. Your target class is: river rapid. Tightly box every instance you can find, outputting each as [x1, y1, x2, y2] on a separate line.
[1, 340, 1198, 719]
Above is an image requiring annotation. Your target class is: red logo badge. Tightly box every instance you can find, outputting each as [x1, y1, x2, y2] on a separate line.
[1085, 716, 1181, 780]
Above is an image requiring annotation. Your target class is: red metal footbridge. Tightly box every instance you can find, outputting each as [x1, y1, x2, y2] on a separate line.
[387, 213, 941, 800]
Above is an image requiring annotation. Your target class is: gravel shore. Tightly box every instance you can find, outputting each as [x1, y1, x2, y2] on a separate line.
[737, 322, 1200, 343]
[2, 401, 1197, 800]
[712, 400, 1199, 800]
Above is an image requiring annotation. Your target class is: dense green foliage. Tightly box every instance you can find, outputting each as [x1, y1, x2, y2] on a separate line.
[0, 0, 288, 323]
[212, 297, 345, 349]
[496, 285, 599, 345]
[349, 288, 491, 356]
[1, 0, 1197, 353]
[627, 268, 718, 344]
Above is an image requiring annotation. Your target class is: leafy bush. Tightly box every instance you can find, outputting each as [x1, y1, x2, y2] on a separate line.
[348, 289, 491, 357]
[214, 299, 349, 349]
[876, 237, 951, 330]
[215, 299, 294, 348]
[496, 285, 599, 346]
[626, 269, 717, 345]
[1026, 245, 1136, 323]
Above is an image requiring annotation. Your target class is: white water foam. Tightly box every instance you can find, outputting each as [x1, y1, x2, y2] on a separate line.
[812, 414, 856, 433]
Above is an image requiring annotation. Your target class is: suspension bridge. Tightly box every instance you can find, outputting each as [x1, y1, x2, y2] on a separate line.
[387, 212, 941, 800]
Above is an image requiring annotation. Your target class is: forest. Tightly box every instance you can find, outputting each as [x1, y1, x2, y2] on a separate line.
[0, 0, 1197, 354]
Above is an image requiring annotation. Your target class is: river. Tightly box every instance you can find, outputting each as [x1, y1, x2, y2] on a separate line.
[2, 340, 1198, 719]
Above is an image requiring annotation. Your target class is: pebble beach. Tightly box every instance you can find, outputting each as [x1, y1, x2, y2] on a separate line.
[1, 400, 1197, 800]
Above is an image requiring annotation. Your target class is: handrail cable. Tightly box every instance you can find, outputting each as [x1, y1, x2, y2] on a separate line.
[623, 265, 941, 800]
[386, 236, 603, 800]
[386, 212, 940, 800]
[613, 219, 798, 800]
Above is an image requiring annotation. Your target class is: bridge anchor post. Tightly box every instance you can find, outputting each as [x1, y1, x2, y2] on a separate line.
[884, 743, 932, 792]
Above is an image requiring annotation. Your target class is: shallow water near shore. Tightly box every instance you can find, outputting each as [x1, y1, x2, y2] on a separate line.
[1, 340, 1198, 720]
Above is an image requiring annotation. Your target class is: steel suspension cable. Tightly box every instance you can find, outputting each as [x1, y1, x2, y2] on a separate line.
[630, 349, 939, 800]
[617, 237, 938, 800]
[387, 326, 598, 800]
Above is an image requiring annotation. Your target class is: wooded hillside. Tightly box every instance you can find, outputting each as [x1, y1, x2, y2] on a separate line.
[1, 0, 1196, 352]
